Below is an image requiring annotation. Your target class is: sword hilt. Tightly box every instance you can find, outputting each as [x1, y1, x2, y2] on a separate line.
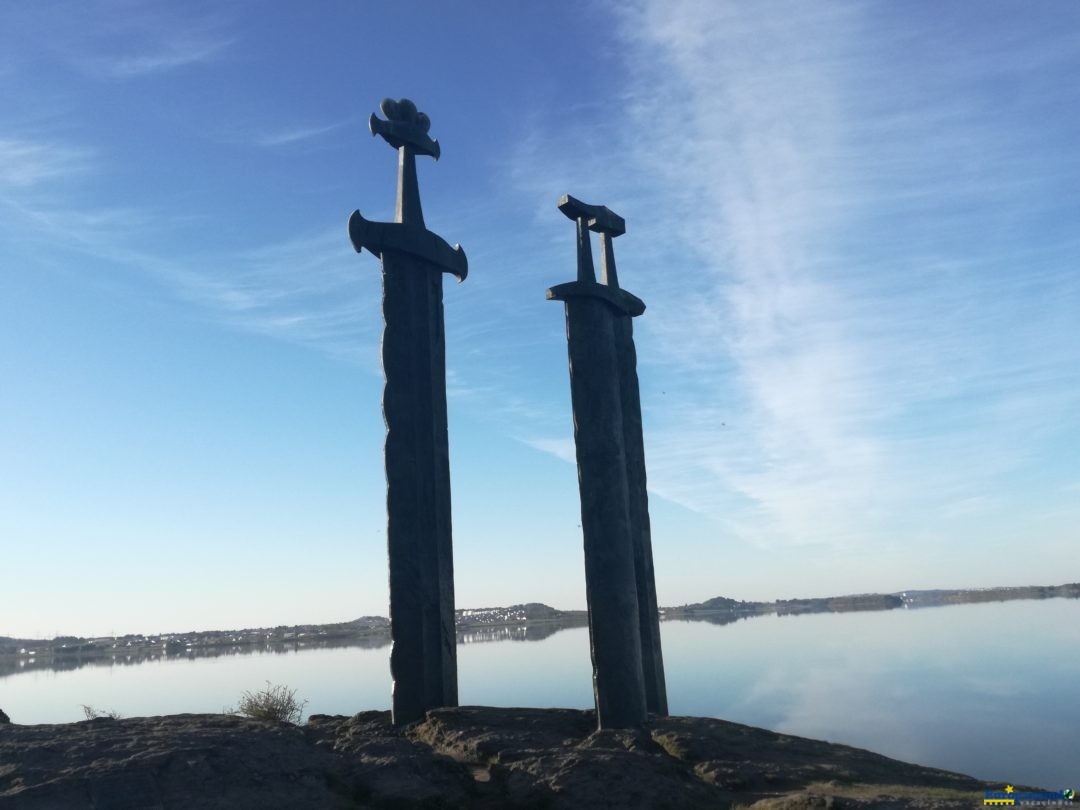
[558, 195, 625, 289]
[549, 194, 642, 316]
[349, 98, 467, 282]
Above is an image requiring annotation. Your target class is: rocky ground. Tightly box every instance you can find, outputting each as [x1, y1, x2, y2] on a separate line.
[0, 706, 1005, 808]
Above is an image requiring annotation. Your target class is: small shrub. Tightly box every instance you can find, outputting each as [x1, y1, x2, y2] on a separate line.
[81, 705, 121, 720]
[231, 682, 307, 724]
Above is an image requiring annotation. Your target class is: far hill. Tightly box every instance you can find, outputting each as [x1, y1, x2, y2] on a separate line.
[663, 582, 1079, 624]
[898, 583, 1080, 607]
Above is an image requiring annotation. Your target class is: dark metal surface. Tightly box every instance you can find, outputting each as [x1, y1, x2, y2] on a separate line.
[612, 309, 668, 718]
[563, 292, 648, 729]
[593, 208, 668, 717]
[350, 98, 461, 725]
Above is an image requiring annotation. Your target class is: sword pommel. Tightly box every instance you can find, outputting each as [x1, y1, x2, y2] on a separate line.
[558, 194, 625, 237]
[369, 98, 441, 160]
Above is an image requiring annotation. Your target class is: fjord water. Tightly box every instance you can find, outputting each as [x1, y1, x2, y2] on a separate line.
[4, 599, 1078, 789]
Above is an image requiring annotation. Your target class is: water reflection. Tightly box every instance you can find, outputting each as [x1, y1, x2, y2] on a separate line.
[0, 621, 587, 681]
[672, 612, 750, 627]
[458, 620, 586, 644]
[0, 634, 391, 681]
[662, 599, 1080, 790]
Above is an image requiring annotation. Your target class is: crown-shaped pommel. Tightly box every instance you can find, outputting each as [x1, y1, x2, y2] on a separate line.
[369, 98, 441, 159]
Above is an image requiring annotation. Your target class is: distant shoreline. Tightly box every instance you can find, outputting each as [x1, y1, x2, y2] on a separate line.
[660, 581, 1080, 625]
[2, 583, 1075, 678]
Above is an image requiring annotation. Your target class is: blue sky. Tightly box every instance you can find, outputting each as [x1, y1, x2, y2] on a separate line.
[1, 1, 1077, 638]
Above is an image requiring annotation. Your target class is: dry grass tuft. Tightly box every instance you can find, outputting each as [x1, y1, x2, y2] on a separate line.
[231, 682, 308, 725]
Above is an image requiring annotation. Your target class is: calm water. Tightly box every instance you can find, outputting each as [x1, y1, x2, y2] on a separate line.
[3, 599, 1078, 789]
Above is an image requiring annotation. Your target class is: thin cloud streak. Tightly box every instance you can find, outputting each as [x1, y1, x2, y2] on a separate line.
[255, 120, 353, 148]
[1, 187, 378, 363]
[96, 36, 231, 79]
[574, 0, 887, 546]
[616, 0, 1080, 547]
[0, 138, 94, 188]
[5, 1, 236, 80]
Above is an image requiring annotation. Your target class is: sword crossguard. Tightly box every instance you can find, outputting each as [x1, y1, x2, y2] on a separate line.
[349, 210, 468, 283]
[370, 98, 441, 160]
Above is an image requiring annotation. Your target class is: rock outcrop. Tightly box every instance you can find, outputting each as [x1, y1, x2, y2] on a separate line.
[0, 707, 1003, 808]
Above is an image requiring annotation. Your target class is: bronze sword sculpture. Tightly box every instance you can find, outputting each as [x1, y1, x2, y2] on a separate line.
[547, 194, 665, 728]
[349, 98, 466, 725]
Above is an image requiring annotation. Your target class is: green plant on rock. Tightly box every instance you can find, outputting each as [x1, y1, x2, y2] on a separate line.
[231, 682, 307, 725]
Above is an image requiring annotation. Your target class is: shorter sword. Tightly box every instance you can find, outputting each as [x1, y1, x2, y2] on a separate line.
[548, 194, 649, 729]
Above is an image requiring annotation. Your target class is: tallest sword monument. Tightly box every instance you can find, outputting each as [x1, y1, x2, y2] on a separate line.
[349, 98, 467, 725]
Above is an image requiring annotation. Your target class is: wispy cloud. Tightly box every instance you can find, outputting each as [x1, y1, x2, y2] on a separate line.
[625, 1, 1079, 547]
[1, 182, 377, 362]
[91, 34, 231, 79]
[0, 138, 94, 188]
[184, 228, 379, 360]
[255, 120, 352, 148]
[517, 437, 576, 465]
[10, 1, 236, 80]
